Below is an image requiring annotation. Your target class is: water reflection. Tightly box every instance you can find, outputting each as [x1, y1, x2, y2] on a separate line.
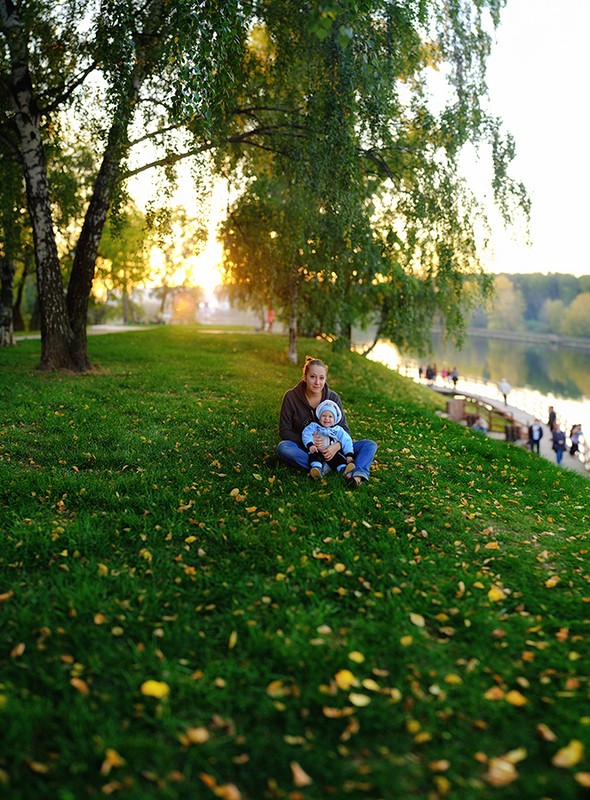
[414, 333, 590, 401]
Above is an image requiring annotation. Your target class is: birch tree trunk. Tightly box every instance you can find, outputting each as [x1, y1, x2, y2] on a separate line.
[0, 256, 15, 346]
[1, 0, 77, 368]
[1, 0, 164, 370]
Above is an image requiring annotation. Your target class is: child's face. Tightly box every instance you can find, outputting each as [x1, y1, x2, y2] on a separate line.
[320, 410, 335, 427]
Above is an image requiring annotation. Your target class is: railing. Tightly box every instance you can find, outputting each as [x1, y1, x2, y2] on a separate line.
[396, 362, 589, 474]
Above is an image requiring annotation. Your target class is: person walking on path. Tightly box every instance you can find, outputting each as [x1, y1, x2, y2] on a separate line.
[569, 424, 583, 457]
[498, 377, 511, 405]
[528, 419, 543, 454]
[548, 406, 557, 432]
[551, 425, 567, 466]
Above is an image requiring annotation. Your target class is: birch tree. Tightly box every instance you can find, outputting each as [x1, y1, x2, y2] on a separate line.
[220, 0, 528, 360]
[0, 0, 246, 370]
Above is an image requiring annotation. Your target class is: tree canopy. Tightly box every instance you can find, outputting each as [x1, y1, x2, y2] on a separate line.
[1, 0, 529, 369]
[0, 0, 247, 369]
[218, 0, 528, 361]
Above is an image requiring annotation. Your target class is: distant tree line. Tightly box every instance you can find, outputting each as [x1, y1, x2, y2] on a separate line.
[470, 273, 590, 339]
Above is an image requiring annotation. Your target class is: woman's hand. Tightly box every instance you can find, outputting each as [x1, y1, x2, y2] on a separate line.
[321, 441, 341, 461]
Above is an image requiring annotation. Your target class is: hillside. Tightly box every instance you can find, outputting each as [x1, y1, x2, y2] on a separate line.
[1, 327, 589, 799]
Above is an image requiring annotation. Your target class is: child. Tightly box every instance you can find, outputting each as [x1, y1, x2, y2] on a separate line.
[302, 400, 356, 479]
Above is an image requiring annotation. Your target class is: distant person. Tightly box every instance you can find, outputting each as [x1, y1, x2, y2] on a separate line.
[302, 400, 355, 480]
[450, 366, 459, 389]
[471, 415, 488, 434]
[548, 406, 557, 432]
[551, 425, 567, 466]
[569, 424, 582, 457]
[266, 308, 276, 333]
[418, 365, 424, 380]
[528, 419, 543, 454]
[498, 377, 511, 405]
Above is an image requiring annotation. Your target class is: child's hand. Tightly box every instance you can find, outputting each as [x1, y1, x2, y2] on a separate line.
[309, 445, 318, 453]
[346, 456, 353, 463]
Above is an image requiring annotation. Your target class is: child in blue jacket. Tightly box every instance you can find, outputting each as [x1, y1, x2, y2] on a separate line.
[302, 400, 355, 479]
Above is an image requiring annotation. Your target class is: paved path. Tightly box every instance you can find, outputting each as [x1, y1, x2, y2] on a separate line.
[434, 386, 588, 477]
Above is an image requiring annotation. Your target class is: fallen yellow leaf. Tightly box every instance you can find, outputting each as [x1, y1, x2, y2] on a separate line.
[537, 723, 557, 742]
[552, 740, 584, 768]
[409, 612, 425, 627]
[483, 757, 518, 787]
[505, 690, 528, 707]
[335, 669, 356, 690]
[140, 680, 170, 699]
[348, 651, 365, 663]
[488, 586, 506, 602]
[184, 726, 210, 744]
[100, 748, 126, 776]
[349, 693, 371, 707]
[290, 761, 313, 787]
[70, 677, 90, 695]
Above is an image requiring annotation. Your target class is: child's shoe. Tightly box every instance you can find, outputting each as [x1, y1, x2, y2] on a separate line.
[344, 462, 356, 476]
[309, 466, 322, 480]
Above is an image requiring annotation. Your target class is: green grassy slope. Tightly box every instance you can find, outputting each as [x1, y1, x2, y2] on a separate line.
[1, 327, 589, 800]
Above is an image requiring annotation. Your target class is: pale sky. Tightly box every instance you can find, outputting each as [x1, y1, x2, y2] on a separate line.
[482, 0, 590, 276]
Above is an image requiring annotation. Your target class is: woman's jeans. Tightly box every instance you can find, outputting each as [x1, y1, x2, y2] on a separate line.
[277, 439, 378, 481]
[556, 448, 563, 465]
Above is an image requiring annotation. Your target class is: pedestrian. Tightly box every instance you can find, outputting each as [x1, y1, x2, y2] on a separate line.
[548, 406, 557, 432]
[471, 415, 488, 434]
[528, 418, 543, 454]
[551, 425, 566, 466]
[450, 366, 458, 389]
[277, 355, 378, 489]
[266, 308, 275, 333]
[498, 377, 511, 405]
[569, 424, 582, 457]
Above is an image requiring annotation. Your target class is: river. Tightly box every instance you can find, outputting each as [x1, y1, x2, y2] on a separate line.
[359, 332, 590, 451]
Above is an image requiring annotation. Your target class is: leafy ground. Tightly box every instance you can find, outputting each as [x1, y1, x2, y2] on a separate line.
[1, 327, 589, 800]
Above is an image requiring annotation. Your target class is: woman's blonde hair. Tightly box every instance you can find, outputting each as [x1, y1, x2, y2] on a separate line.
[302, 355, 328, 378]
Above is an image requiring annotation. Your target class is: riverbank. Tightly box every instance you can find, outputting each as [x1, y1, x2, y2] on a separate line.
[431, 384, 588, 477]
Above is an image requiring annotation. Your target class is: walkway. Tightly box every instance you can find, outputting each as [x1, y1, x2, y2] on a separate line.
[433, 385, 588, 477]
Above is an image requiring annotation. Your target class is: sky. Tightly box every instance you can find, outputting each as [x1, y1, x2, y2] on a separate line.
[482, 0, 590, 277]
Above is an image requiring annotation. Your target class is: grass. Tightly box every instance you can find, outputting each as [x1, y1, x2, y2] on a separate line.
[1, 326, 589, 800]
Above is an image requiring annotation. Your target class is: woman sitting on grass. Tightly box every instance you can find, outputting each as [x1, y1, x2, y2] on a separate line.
[277, 355, 378, 488]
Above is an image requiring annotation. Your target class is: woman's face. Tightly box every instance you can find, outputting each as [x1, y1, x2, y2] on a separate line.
[305, 366, 326, 395]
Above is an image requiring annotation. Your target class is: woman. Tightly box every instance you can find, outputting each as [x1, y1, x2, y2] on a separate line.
[551, 425, 566, 466]
[277, 355, 378, 488]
